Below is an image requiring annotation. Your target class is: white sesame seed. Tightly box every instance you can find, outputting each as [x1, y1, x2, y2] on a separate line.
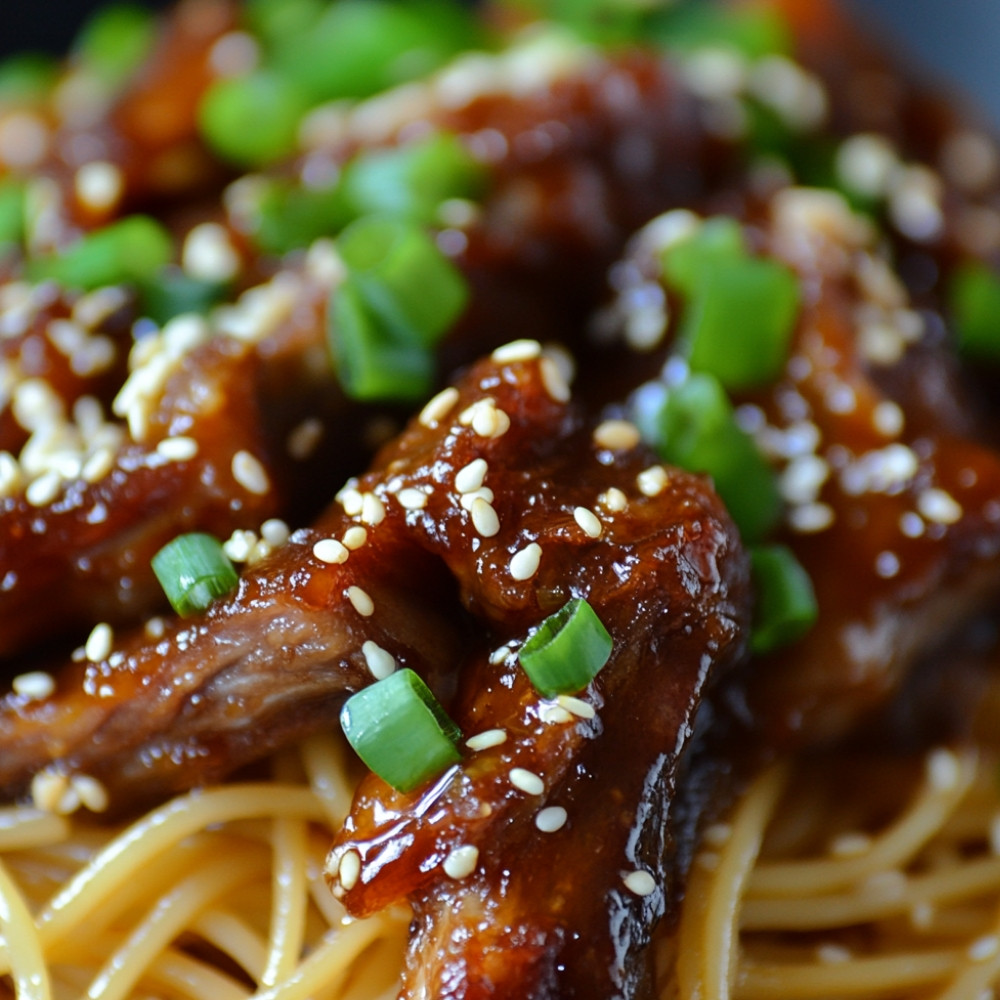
[816, 944, 853, 965]
[0, 451, 22, 496]
[489, 644, 510, 665]
[470, 497, 500, 538]
[12, 671, 55, 701]
[342, 526, 368, 550]
[339, 488, 364, 516]
[232, 450, 270, 496]
[702, 824, 732, 848]
[338, 849, 361, 890]
[71, 774, 108, 813]
[872, 400, 904, 437]
[539, 356, 571, 403]
[836, 133, 899, 198]
[286, 417, 324, 460]
[696, 851, 720, 872]
[224, 529, 257, 563]
[623, 869, 657, 896]
[459, 487, 495, 512]
[182, 222, 241, 283]
[535, 806, 568, 832]
[347, 586, 374, 617]
[473, 400, 510, 438]
[556, 694, 596, 719]
[917, 488, 963, 525]
[898, 512, 924, 539]
[593, 420, 640, 452]
[74, 161, 124, 213]
[85, 622, 113, 663]
[209, 30, 260, 77]
[600, 487, 628, 512]
[910, 901, 935, 930]
[443, 844, 479, 880]
[260, 518, 290, 547]
[455, 458, 488, 495]
[31, 770, 69, 813]
[636, 466, 669, 498]
[830, 832, 872, 857]
[969, 936, 1000, 962]
[26, 471, 62, 507]
[396, 487, 428, 510]
[491, 339, 541, 364]
[510, 768, 545, 795]
[875, 551, 900, 579]
[156, 436, 199, 462]
[509, 542, 542, 581]
[860, 870, 907, 901]
[779, 455, 830, 505]
[466, 729, 507, 751]
[362, 640, 396, 680]
[573, 506, 602, 539]
[0, 111, 49, 169]
[145, 616, 166, 639]
[787, 502, 835, 533]
[313, 538, 349, 565]
[419, 386, 460, 427]
[360, 492, 386, 526]
[538, 702, 574, 724]
[82, 447, 115, 483]
[927, 748, 960, 791]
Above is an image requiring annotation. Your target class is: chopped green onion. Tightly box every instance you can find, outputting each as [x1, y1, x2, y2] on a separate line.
[0, 54, 59, 104]
[73, 4, 156, 87]
[649, 371, 781, 543]
[151, 533, 240, 617]
[340, 668, 462, 792]
[28, 216, 172, 291]
[329, 277, 437, 401]
[271, 0, 481, 104]
[663, 221, 800, 391]
[0, 180, 25, 249]
[950, 262, 1000, 362]
[198, 70, 307, 168]
[250, 178, 350, 256]
[750, 544, 818, 654]
[646, 3, 792, 58]
[244, 0, 326, 46]
[339, 133, 486, 224]
[518, 598, 612, 698]
[140, 268, 228, 325]
[336, 214, 469, 349]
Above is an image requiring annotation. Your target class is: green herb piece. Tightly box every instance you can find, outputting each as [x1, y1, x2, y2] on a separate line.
[73, 4, 156, 87]
[0, 180, 25, 249]
[340, 668, 462, 792]
[519, 598, 613, 698]
[140, 268, 228, 325]
[0, 54, 59, 103]
[951, 261, 1000, 362]
[750, 544, 818, 654]
[151, 533, 240, 617]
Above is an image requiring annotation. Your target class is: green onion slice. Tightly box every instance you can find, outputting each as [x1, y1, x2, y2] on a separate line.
[340, 668, 462, 792]
[28, 215, 172, 291]
[151, 533, 240, 617]
[950, 261, 1000, 362]
[750, 544, 818, 654]
[73, 4, 156, 87]
[518, 598, 612, 698]
[140, 268, 228, 325]
[0, 180, 25, 249]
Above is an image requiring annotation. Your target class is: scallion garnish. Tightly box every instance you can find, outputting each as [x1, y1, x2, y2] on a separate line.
[151, 533, 240, 617]
[648, 371, 781, 543]
[0, 180, 25, 249]
[749, 544, 818, 654]
[140, 268, 228, 325]
[518, 598, 612, 698]
[251, 179, 349, 256]
[28, 215, 172, 291]
[950, 261, 1000, 362]
[73, 4, 156, 87]
[340, 668, 462, 792]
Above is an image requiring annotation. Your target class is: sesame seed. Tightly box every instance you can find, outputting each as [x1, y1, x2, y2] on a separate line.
[787, 502, 835, 533]
[969, 936, 1000, 962]
[145, 617, 166, 639]
[622, 869, 657, 896]
[286, 417, 324, 460]
[26, 471, 62, 507]
[593, 420, 640, 452]
[224, 529, 257, 563]
[600, 487, 628, 512]
[829, 832, 872, 857]
[360, 492, 386, 526]
[872, 400, 904, 437]
[539, 356, 571, 403]
[459, 487, 494, 512]
[509, 542, 542, 581]
[466, 729, 507, 751]
[491, 339, 541, 363]
[260, 519, 290, 547]
[779, 456, 830, 505]
[419, 386, 460, 427]
[12, 671, 55, 701]
[535, 806, 568, 832]
[156, 436, 199, 462]
[0, 451, 22, 496]
[443, 844, 479, 880]
[85, 622, 113, 663]
[835, 133, 898, 198]
[538, 702, 574, 724]
[31, 770, 69, 813]
[702, 823, 732, 848]
[910, 902, 935, 930]
[817, 944, 852, 965]
[338, 487, 364, 516]
[636, 466, 669, 498]
[455, 458, 488, 495]
[362, 640, 396, 680]
[313, 538, 349, 565]
[74, 161, 124, 213]
[82, 447, 115, 483]
[573, 506, 602, 539]
[470, 497, 500, 537]
[510, 768, 545, 795]
[474, 401, 510, 439]
[182, 222, 241, 283]
[696, 851, 720, 872]
[556, 694, 596, 720]
[875, 551, 900, 578]
[397, 488, 428, 510]
[917, 488, 963, 525]
[342, 526, 368, 550]
[338, 849, 361, 891]
[0, 112, 49, 169]
[347, 586, 374, 617]
[232, 450, 270, 496]
[927, 748, 960, 791]
[71, 774, 108, 813]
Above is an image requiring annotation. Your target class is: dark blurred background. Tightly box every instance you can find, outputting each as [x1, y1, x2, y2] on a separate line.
[1, 0, 998, 127]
